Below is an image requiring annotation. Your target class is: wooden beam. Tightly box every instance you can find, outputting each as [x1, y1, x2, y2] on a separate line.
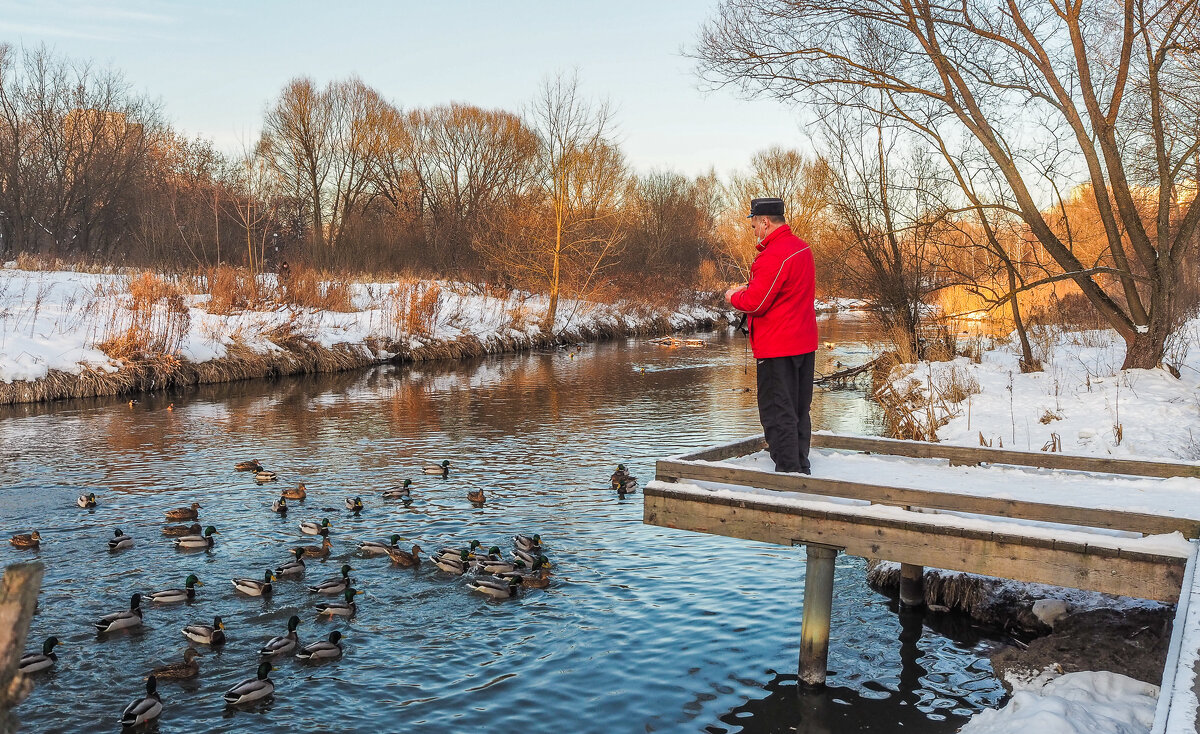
[0, 562, 44, 711]
[811, 432, 1200, 479]
[899, 563, 924, 608]
[655, 459, 1200, 539]
[800, 545, 837, 686]
[644, 486, 1187, 602]
[674, 436, 767, 463]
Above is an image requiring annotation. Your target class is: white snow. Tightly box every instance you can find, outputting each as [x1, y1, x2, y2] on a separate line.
[0, 269, 723, 384]
[958, 670, 1159, 734]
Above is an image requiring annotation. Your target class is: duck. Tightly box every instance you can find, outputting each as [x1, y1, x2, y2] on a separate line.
[151, 647, 200, 681]
[174, 525, 218, 550]
[499, 557, 552, 588]
[436, 539, 482, 559]
[281, 482, 307, 501]
[162, 522, 201, 537]
[108, 528, 134, 551]
[514, 533, 542, 552]
[146, 574, 203, 603]
[295, 630, 344, 663]
[475, 556, 526, 575]
[424, 459, 450, 476]
[119, 675, 163, 727]
[19, 637, 62, 674]
[259, 615, 301, 658]
[315, 587, 363, 617]
[381, 479, 412, 500]
[254, 470, 278, 483]
[514, 547, 550, 567]
[467, 574, 521, 599]
[307, 564, 354, 594]
[232, 570, 275, 597]
[182, 616, 225, 645]
[165, 502, 201, 521]
[299, 518, 332, 535]
[610, 464, 637, 492]
[77, 492, 98, 509]
[271, 496, 288, 514]
[10, 531, 40, 549]
[433, 549, 470, 575]
[358, 534, 401, 556]
[466, 488, 486, 504]
[235, 459, 264, 472]
[387, 544, 422, 567]
[296, 530, 332, 559]
[95, 593, 143, 633]
[223, 662, 275, 705]
[275, 548, 307, 577]
[345, 496, 364, 512]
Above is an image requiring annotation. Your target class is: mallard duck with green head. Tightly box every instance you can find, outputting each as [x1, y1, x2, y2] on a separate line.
[275, 547, 307, 577]
[11, 530, 41, 549]
[387, 544, 422, 567]
[254, 470, 278, 483]
[296, 630, 343, 663]
[271, 496, 288, 514]
[514, 547, 550, 568]
[232, 570, 275, 597]
[77, 492, 97, 509]
[381, 479, 412, 500]
[424, 459, 450, 476]
[146, 574, 202, 603]
[358, 534, 402, 556]
[119, 675, 162, 727]
[182, 616, 225, 645]
[19, 637, 62, 674]
[467, 574, 521, 599]
[514, 534, 542, 552]
[345, 496, 364, 512]
[174, 526, 218, 550]
[108, 528, 134, 551]
[165, 502, 201, 521]
[433, 549, 470, 575]
[162, 522, 200, 537]
[95, 593, 143, 633]
[152, 647, 200, 681]
[307, 564, 354, 594]
[281, 482, 307, 500]
[223, 662, 274, 705]
[259, 615, 301, 658]
[611, 464, 637, 493]
[299, 518, 332, 535]
[315, 587, 362, 617]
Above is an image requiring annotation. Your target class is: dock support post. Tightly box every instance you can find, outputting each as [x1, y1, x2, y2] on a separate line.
[799, 544, 838, 686]
[899, 563, 925, 608]
[0, 561, 44, 711]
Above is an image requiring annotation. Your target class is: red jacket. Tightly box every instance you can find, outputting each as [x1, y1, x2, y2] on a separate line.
[730, 224, 817, 358]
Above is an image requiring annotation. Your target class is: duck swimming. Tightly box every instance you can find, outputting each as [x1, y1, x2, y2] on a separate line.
[271, 496, 288, 514]
[162, 522, 200, 537]
[10, 531, 40, 549]
[165, 502, 201, 521]
[254, 470, 278, 483]
[146, 574, 202, 603]
[424, 459, 450, 476]
[182, 616, 225, 645]
[108, 528, 134, 551]
[174, 526, 218, 550]
[95, 593, 143, 633]
[315, 587, 362, 617]
[232, 570, 275, 597]
[610, 464, 637, 493]
[259, 615, 301, 658]
[381, 479, 412, 500]
[19, 637, 62, 674]
[281, 482, 307, 500]
[275, 548, 307, 577]
[223, 662, 274, 705]
[152, 647, 200, 681]
[296, 529, 333, 559]
[77, 493, 97, 509]
[299, 518, 332, 535]
[432, 549, 470, 575]
[119, 675, 162, 728]
[358, 534, 401, 556]
[345, 496, 364, 512]
[466, 488, 486, 504]
[514, 533, 542, 552]
[467, 574, 521, 600]
[235, 459, 263, 472]
[307, 564, 354, 594]
[387, 544, 422, 567]
[296, 630, 343, 663]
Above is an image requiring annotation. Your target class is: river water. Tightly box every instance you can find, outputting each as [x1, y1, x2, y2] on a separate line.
[0, 315, 1006, 733]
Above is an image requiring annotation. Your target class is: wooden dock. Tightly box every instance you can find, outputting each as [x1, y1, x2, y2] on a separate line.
[644, 432, 1200, 691]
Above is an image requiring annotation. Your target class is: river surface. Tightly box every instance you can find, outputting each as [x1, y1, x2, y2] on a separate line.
[0, 315, 1007, 733]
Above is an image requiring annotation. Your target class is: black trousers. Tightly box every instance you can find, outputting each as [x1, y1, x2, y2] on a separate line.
[756, 352, 815, 473]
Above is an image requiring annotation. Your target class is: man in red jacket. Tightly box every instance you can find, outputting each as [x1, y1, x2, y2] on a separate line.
[725, 197, 818, 474]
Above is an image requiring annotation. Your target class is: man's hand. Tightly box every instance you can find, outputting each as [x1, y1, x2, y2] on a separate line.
[725, 286, 746, 305]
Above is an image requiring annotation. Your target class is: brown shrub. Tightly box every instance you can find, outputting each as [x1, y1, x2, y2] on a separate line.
[97, 272, 190, 366]
[204, 265, 264, 314]
[279, 263, 355, 312]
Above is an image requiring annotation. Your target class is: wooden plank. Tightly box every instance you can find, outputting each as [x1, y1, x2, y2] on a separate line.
[643, 486, 1186, 602]
[673, 436, 767, 463]
[811, 432, 1200, 479]
[655, 458, 1200, 538]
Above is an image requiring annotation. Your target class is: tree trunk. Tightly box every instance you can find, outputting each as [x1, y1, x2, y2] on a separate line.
[0, 562, 44, 714]
[1007, 264, 1038, 372]
[1121, 326, 1169, 370]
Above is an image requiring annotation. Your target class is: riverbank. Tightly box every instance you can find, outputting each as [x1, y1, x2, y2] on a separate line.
[0, 266, 737, 405]
[878, 318, 1200, 733]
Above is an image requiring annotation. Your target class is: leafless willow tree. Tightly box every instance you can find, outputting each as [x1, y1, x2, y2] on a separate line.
[699, 0, 1200, 369]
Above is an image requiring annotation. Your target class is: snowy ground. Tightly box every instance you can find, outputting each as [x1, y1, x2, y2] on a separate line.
[0, 266, 729, 384]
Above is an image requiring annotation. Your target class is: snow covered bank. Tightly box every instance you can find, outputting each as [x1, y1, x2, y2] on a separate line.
[0, 267, 724, 404]
[958, 670, 1159, 734]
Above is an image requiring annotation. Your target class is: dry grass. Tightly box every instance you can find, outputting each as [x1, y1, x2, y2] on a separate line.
[279, 263, 356, 312]
[95, 272, 189, 368]
[203, 265, 266, 314]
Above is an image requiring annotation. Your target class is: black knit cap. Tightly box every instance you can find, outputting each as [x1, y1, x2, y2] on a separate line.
[747, 197, 785, 218]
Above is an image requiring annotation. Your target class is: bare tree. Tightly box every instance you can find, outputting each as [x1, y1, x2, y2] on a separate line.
[261, 77, 330, 249]
[698, 0, 1200, 369]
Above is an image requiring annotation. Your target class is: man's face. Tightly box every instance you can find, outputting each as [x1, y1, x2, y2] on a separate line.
[751, 216, 769, 241]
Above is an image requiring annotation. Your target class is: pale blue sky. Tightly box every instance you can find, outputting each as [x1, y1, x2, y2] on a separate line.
[0, 0, 813, 176]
